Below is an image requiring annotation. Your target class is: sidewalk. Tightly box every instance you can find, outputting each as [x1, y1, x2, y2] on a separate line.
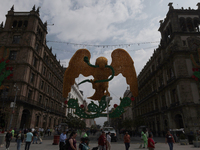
[0, 139, 199, 150]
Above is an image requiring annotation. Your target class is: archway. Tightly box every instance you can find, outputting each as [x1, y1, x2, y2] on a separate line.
[175, 114, 184, 128]
[20, 109, 30, 129]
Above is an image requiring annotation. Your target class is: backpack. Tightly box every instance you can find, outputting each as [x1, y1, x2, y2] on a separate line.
[81, 143, 89, 150]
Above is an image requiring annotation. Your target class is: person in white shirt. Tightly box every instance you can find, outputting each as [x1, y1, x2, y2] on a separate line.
[106, 132, 111, 150]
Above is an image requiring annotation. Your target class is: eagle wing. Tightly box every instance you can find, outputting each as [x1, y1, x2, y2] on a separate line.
[110, 48, 138, 97]
[63, 49, 95, 98]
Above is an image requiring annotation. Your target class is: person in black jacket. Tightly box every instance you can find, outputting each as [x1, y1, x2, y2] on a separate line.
[16, 130, 24, 150]
[5, 129, 12, 150]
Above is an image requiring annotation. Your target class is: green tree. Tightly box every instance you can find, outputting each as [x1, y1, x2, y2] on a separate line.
[65, 113, 86, 130]
[103, 121, 109, 127]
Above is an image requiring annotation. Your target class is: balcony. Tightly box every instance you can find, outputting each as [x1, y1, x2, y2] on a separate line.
[142, 109, 159, 116]
[170, 101, 180, 108]
[137, 90, 157, 105]
[0, 96, 66, 116]
[161, 106, 168, 111]
[167, 76, 176, 84]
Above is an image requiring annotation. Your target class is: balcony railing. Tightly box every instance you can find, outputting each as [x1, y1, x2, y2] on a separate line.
[0, 96, 66, 116]
[170, 101, 180, 107]
[161, 106, 168, 111]
[167, 76, 176, 84]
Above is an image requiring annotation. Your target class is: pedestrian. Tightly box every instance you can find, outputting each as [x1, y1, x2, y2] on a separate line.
[59, 131, 67, 150]
[106, 132, 111, 150]
[139, 130, 143, 148]
[142, 130, 148, 148]
[47, 128, 50, 136]
[165, 130, 175, 150]
[98, 131, 106, 150]
[79, 137, 85, 150]
[32, 129, 38, 144]
[68, 131, 77, 150]
[5, 129, 12, 150]
[11, 128, 15, 138]
[79, 137, 89, 150]
[16, 130, 24, 150]
[25, 129, 33, 150]
[148, 134, 155, 150]
[149, 129, 156, 144]
[124, 132, 130, 150]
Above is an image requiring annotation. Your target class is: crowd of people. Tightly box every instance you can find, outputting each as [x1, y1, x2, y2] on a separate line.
[2, 126, 199, 150]
[2, 127, 56, 150]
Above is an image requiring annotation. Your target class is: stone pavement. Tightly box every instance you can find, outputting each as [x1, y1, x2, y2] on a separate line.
[0, 139, 199, 150]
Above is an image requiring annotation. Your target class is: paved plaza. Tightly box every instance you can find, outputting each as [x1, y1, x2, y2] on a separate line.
[0, 140, 198, 150]
[0, 135, 199, 150]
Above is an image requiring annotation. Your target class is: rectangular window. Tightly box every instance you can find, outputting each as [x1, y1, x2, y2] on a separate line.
[182, 40, 186, 46]
[45, 98, 48, 107]
[47, 85, 50, 93]
[33, 57, 38, 67]
[40, 80, 44, 89]
[9, 51, 17, 60]
[43, 67, 46, 75]
[39, 95, 42, 103]
[51, 101, 53, 108]
[30, 73, 35, 83]
[172, 89, 178, 102]
[12, 35, 21, 44]
[35, 43, 39, 52]
[28, 90, 32, 99]
[49, 72, 51, 80]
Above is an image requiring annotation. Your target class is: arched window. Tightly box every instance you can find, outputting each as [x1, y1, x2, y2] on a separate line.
[18, 20, 22, 28]
[193, 17, 200, 32]
[12, 20, 17, 28]
[179, 17, 187, 31]
[23, 20, 28, 28]
[186, 17, 194, 32]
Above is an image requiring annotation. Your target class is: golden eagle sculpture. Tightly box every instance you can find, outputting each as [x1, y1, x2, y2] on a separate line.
[63, 48, 138, 100]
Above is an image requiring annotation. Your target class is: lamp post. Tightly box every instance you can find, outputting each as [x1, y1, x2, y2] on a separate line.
[9, 83, 20, 129]
[106, 96, 112, 127]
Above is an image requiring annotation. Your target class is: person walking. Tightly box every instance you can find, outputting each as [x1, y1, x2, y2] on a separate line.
[68, 131, 77, 150]
[148, 134, 155, 150]
[32, 129, 38, 144]
[5, 129, 12, 150]
[11, 128, 15, 138]
[142, 130, 148, 148]
[59, 131, 67, 150]
[98, 131, 106, 150]
[25, 129, 33, 150]
[124, 132, 130, 150]
[106, 132, 111, 150]
[165, 130, 175, 150]
[16, 130, 24, 150]
[79, 137, 89, 150]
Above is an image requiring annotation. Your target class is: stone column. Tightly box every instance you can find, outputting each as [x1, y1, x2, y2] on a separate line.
[16, 106, 24, 129]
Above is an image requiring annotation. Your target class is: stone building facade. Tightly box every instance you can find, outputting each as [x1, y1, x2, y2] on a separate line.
[133, 3, 200, 135]
[0, 6, 66, 129]
[123, 87, 133, 120]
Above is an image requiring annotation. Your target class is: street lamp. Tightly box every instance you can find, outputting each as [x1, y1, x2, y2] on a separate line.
[9, 83, 20, 129]
[106, 95, 112, 127]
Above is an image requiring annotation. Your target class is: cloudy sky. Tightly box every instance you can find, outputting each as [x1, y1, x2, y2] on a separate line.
[0, 0, 199, 126]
